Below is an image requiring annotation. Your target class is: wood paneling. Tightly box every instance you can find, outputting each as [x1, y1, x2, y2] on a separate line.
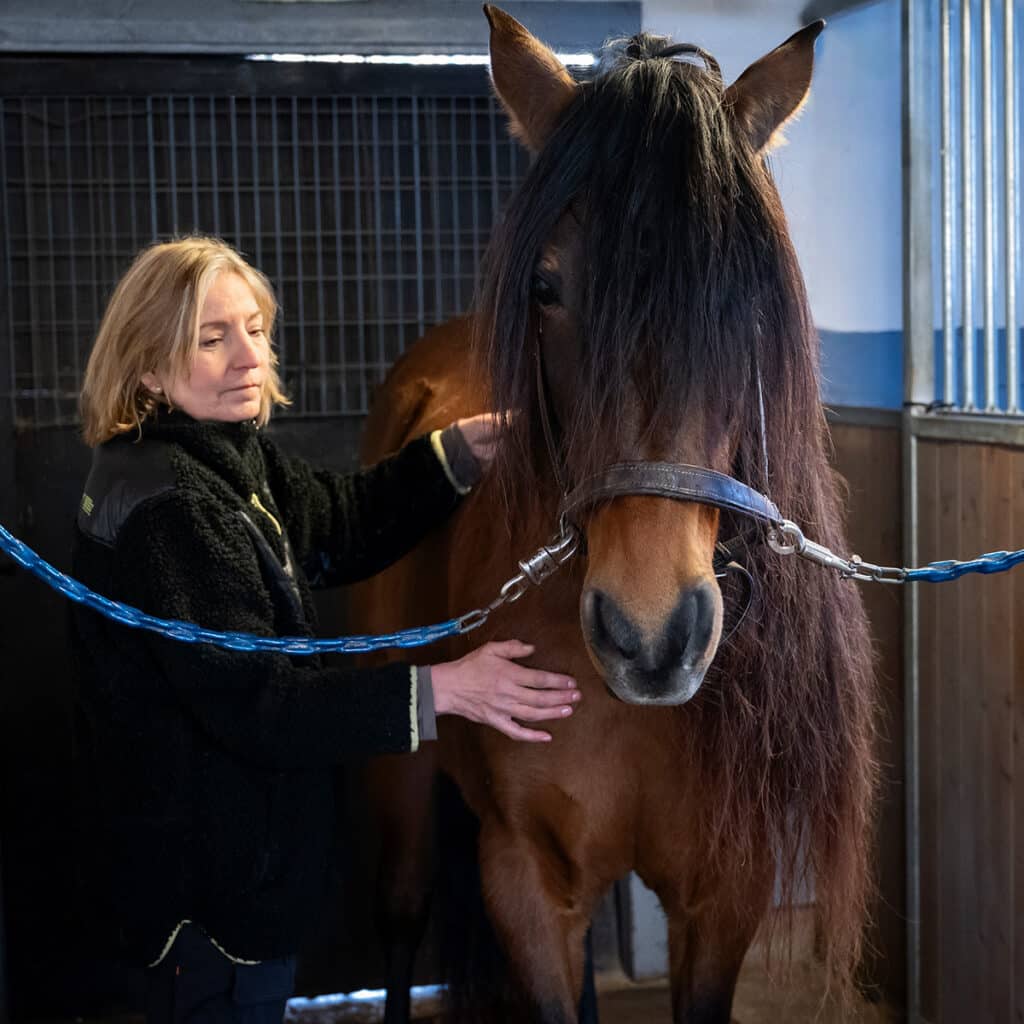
[830, 420, 906, 1012]
[916, 438, 1024, 1024]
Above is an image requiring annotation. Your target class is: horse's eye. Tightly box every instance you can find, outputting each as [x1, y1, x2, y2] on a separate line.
[531, 273, 561, 308]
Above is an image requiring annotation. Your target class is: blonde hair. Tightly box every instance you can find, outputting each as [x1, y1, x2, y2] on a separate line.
[80, 236, 290, 446]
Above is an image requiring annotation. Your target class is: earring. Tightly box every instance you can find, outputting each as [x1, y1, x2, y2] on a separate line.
[152, 386, 162, 394]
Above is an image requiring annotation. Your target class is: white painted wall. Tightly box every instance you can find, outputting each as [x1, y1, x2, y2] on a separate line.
[643, 0, 902, 335]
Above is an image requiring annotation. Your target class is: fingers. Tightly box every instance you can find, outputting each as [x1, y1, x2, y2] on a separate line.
[493, 716, 553, 743]
[508, 665, 578, 692]
[508, 702, 575, 723]
[485, 639, 535, 659]
[505, 684, 579, 709]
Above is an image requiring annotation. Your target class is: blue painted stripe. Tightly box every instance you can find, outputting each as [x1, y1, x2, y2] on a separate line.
[818, 328, 903, 411]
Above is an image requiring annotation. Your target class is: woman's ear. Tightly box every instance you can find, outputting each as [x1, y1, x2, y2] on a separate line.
[140, 372, 163, 395]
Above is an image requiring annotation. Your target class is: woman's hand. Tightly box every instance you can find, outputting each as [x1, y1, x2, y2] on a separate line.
[431, 639, 580, 742]
[453, 412, 510, 473]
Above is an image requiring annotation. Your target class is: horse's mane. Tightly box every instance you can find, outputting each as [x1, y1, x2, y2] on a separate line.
[474, 33, 878, 991]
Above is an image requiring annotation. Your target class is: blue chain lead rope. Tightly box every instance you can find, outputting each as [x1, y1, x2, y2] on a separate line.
[3, 518, 1024, 655]
[0, 522, 461, 654]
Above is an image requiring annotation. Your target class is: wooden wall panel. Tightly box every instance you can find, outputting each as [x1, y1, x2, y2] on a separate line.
[829, 419, 905, 1011]
[916, 439, 1024, 1024]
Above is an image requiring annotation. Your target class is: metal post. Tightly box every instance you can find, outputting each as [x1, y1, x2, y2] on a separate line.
[981, 0, 997, 410]
[902, 0, 933, 1019]
[941, 0, 954, 406]
[1006, 0, 1019, 413]
[962, 0, 976, 410]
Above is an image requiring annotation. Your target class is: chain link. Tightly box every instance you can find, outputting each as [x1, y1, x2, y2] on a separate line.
[5, 505, 1024, 658]
[0, 520, 581, 654]
[455, 526, 580, 634]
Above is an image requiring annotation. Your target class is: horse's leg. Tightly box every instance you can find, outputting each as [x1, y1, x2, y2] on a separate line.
[652, 877, 765, 1024]
[478, 819, 597, 1024]
[366, 747, 438, 1024]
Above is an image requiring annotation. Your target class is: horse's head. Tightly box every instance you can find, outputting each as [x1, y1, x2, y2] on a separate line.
[478, 6, 824, 706]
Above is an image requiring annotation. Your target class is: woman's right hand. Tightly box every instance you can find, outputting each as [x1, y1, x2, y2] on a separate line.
[431, 639, 580, 742]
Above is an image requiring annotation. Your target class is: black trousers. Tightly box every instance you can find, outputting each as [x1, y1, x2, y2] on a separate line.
[146, 925, 296, 1024]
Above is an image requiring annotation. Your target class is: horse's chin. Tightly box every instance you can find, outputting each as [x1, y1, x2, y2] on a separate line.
[600, 664, 709, 706]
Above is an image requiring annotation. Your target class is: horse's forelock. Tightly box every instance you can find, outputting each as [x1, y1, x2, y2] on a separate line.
[478, 42, 780, 511]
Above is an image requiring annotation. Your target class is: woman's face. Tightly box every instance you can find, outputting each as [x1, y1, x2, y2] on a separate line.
[148, 271, 270, 423]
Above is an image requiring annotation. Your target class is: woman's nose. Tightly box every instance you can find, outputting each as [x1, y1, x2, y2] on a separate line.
[233, 328, 266, 368]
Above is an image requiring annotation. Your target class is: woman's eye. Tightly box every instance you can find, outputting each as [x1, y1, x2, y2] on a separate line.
[249, 328, 265, 338]
[531, 273, 561, 308]
[199, 337, 222, 348]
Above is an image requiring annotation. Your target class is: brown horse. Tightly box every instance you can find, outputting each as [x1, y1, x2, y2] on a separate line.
[350, 7, 877, 1023]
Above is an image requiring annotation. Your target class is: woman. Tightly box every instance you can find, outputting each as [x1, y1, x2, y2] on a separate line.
[70, 237, 580, 1024]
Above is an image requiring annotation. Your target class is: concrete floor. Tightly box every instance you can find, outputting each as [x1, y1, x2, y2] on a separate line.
[596, 962, 897, 1023]
[283, 959, 898, 1024]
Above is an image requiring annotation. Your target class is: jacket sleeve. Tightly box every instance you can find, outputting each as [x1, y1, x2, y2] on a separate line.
[111, 490, 423, 770]
[260, 432, 466, 588]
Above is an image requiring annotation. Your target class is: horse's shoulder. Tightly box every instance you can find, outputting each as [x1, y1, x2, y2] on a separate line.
[361, 317, 478, 464]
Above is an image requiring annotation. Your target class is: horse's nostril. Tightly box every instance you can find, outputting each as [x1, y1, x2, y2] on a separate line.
[587, 589, 642, 661]
[664, 582, 717, 669]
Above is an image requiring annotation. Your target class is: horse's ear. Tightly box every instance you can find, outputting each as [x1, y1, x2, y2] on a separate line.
[484, 4, 578, 152]
[724, 20, 825, 154]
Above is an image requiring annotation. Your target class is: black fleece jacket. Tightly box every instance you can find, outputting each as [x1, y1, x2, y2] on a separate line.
[70, 410, 465, 966]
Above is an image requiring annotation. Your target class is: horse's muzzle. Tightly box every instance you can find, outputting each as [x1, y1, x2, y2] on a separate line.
[580, 579, 720, 705]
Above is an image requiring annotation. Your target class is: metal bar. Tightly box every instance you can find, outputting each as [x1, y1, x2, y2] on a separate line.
[146, 96, 158, 240]
[942, 0, 955, 406]
[450, 100, 462, 311]
[41, 97, 59, 423]
[270, 97, 285, 369]
[962, 0, 976, 410]
[0, 98, 20, 527]
[65, 98, 81, 388]
[229, 96, 241, 248]
[981, 0, 997, 410]
[390, 98, 405, 359]
[470, 99, 481, 277]
[84, 98, 102, 386]
[412, 95, 426, 338]
[911, 408, 1024, 446]
[903, 412, 923, 1024]
[21, 102, 41, 425]
[126, 96, 139, 246]
[209, 96, 220, 237]
[331, 97, 347, 413]
[250, 99, 262, 268]
[105, 97, 118, 281]
[1006, 0, 1019, 413]
[311, 96, 328, 416]
[902, 0, 933, 1015]
[168, 95, 178, 233]
[188, 95, 199, 230]
[429, 98, 443, 325]
[351, 97, 367, 413]
[372, 96, 385, 388]
[289, 96, 305, 411]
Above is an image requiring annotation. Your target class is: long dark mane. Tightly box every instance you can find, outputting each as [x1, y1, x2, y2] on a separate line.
[475, 34, 878, 989]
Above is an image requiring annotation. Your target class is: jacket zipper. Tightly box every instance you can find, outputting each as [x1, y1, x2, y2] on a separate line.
[249, 492, 282, 536]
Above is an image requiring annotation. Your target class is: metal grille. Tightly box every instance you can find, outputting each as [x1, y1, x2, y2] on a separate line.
[933, 0, 1022, 413]
[0, 93, 528, 427]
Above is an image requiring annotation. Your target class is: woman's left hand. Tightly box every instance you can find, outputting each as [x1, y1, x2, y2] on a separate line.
[453, 412, 510, 472]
